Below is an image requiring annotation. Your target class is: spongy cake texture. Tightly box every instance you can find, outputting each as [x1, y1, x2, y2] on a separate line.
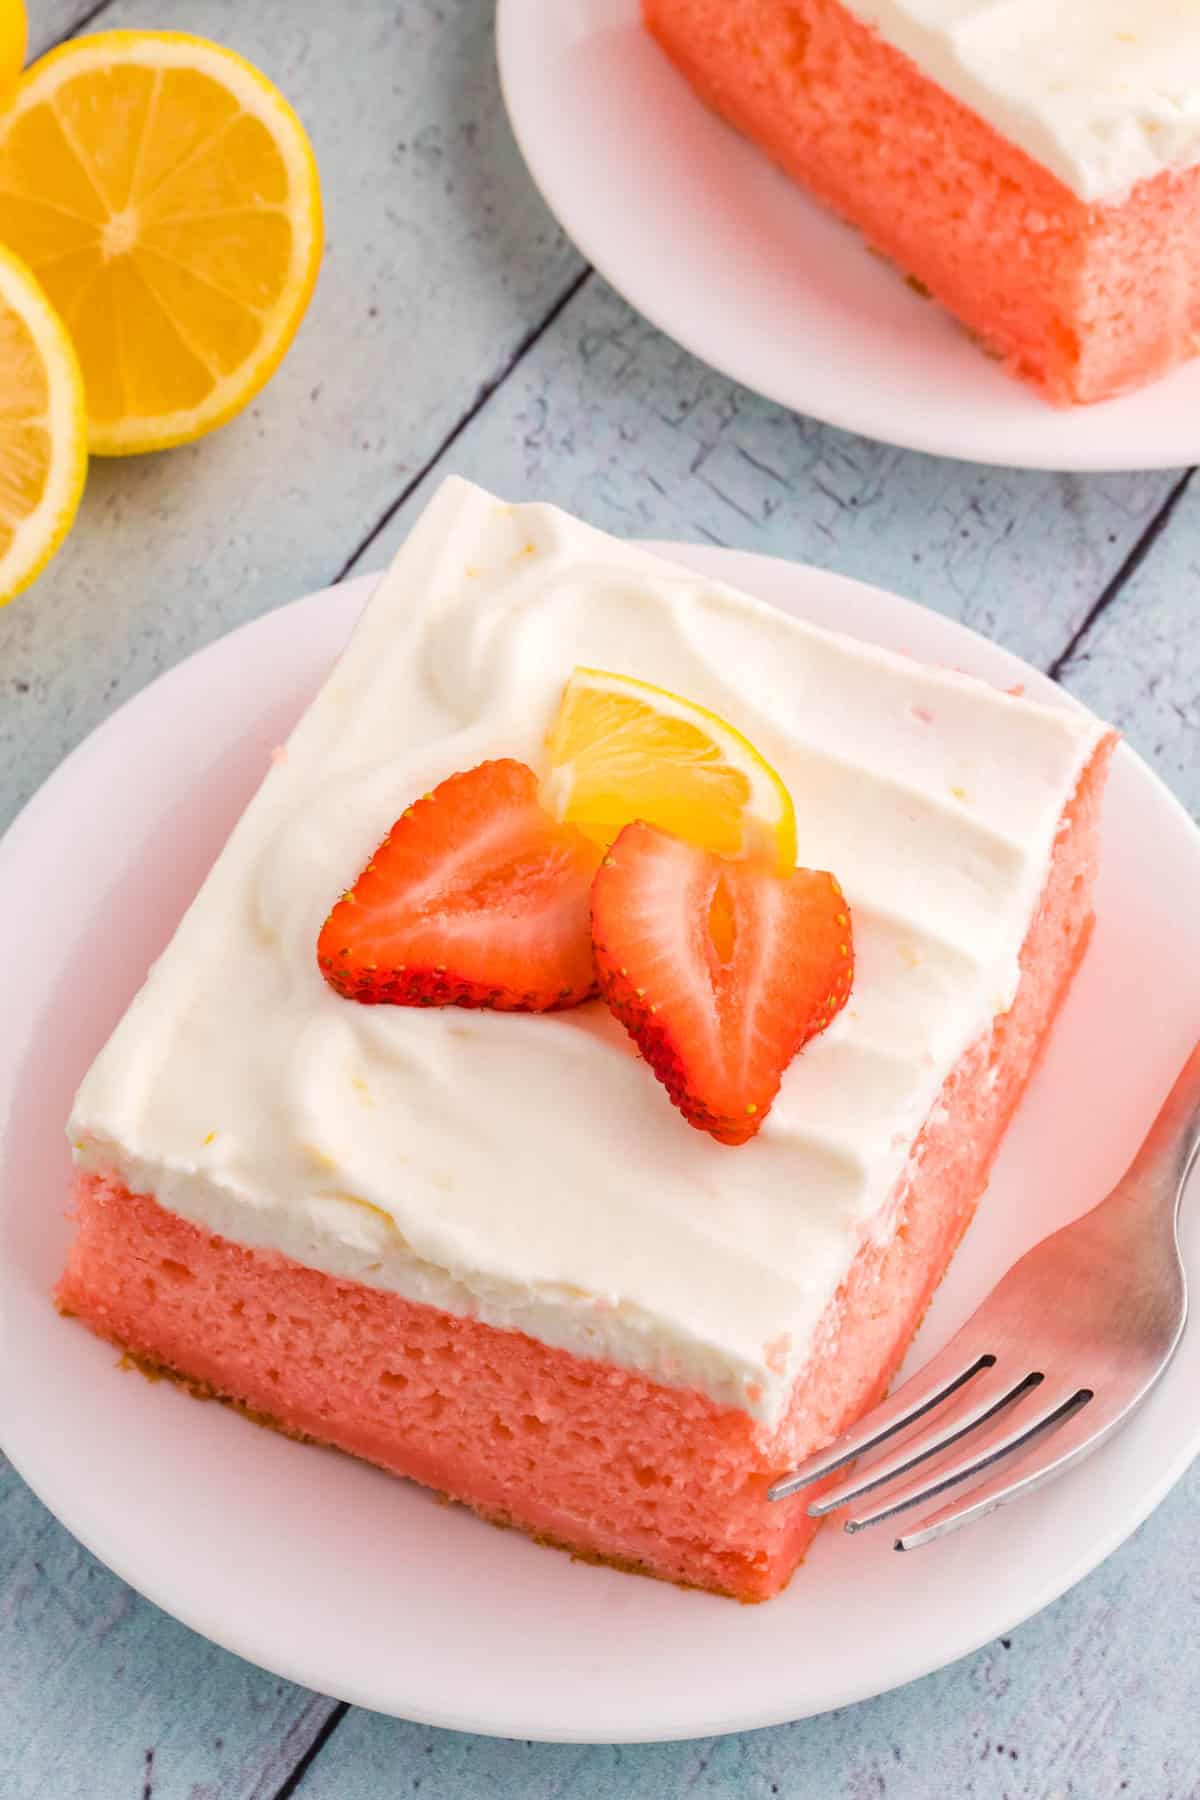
[644, 0, 1200, 404]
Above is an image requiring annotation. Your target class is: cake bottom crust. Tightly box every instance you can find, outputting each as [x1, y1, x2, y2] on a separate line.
[56, 738, 1114, 1600]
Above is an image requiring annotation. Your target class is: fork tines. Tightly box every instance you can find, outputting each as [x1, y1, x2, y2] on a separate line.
[768, 1352, 1098, 1550]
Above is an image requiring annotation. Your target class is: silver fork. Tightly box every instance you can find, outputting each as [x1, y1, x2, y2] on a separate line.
[768, 1041, 1200, 1549]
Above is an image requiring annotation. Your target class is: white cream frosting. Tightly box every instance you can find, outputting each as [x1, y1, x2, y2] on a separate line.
[840, 0, 1200, 201]
[69, 479, 1106, 1424]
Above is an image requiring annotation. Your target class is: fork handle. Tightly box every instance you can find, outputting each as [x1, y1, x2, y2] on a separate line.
[1110, 1040, 1200, 1226]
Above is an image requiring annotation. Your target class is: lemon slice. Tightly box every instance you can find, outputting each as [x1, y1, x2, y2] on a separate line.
[544, 667, 797, 872]
[0, 243, 87, 607]
[0, 30, 322, 454]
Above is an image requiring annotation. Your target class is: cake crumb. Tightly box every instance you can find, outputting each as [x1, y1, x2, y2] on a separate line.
[118, 1351, 164, 1384]
[949, 784, 969, 802]
[764, 1333, 792, 1375]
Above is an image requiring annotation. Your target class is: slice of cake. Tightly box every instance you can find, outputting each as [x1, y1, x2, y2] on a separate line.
[643, 0, 1200, 405]
[58, 478, 1114, 1601]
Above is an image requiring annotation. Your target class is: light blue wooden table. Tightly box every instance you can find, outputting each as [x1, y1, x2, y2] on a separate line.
[2, 3, 1197, 1795]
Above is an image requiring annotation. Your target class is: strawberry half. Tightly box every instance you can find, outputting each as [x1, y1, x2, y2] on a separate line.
[591, 822, 853, 1145]
[318, 759, 602, 1011]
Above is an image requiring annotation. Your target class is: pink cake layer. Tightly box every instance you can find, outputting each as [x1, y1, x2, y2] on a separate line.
[57, 739, 1114, 1600]
[644, 0, 1200, 405]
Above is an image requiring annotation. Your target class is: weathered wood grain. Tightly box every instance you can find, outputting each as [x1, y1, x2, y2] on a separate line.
[28, 0, 107, 59]
[0, 1456, 339, 1800]
[0, 0, 583, 833]
[1058, 474, 1199, 818]
[354, 273, 1184, 679]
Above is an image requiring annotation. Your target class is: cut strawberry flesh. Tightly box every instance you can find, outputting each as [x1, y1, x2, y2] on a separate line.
[318, 759, 602, 1011]
[591, 822, 853, 1145]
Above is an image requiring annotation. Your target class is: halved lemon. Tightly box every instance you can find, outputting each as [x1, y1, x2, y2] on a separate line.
[0, 243, 87, 607]
[0, 30, 322, 454]
[543, 667, 797, 872]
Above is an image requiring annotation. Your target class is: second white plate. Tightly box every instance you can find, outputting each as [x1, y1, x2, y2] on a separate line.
[498, 0, 1200, 471]
[1, 546, 1198, 1740]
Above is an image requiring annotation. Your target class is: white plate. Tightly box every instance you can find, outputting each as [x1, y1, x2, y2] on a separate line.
[1, 548, 1198, 1743]
[497, 0, 1200, 472]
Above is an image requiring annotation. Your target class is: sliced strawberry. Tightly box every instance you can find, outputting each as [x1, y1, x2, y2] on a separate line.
[318, 759, 602, 1011]
[591, 822, 853, 1145]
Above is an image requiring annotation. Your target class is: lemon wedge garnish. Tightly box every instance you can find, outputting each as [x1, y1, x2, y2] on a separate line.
[544, 667, 797, 873]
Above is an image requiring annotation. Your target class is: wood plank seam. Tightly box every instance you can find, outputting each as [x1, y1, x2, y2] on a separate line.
[267, 1703, 350, 1800]
[1047, 465, 1196, 681]
[335, 265, 594, 583]
[44, 0, 117, 53]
